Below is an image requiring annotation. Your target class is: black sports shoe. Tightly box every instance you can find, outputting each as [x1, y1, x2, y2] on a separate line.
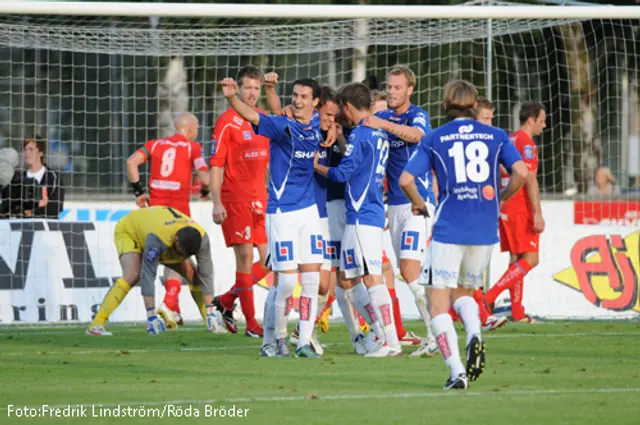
[466, 336, 486, 382]
[213, 296, 237, 334]
[443, 373, 468, 390]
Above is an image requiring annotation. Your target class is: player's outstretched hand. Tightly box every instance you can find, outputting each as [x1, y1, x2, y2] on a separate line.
[321, 123, 337, 148]
[264, 72, 279, 88]
[213, 202, 227, 225]
[221, 78, 238, 98]
[135, 194, 148, 208]
[533, 212, 545, 233]
[411, 201, 429, 217]
[362, 115, 388, 130]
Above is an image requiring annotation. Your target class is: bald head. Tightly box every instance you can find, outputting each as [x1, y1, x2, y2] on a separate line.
[174, 112, 199, 140]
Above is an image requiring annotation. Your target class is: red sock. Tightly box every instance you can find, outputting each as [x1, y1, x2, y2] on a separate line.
[473, 289, 490, 326]
[510, 277, 526, 320]
[388, 288, 407, 339]
[219, 284, 237, 310]
[236, 272, 259, 329]
[162, 279, 181, 313]
[251, 261, 269, 284]
[448, 305, 459, 322]
[315, 295, 336, 322]
[485, 259, 532, 307]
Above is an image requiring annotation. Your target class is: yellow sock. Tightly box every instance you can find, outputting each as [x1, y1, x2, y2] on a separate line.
[189, 283, 207, 324]
[91, 278, 132, 327]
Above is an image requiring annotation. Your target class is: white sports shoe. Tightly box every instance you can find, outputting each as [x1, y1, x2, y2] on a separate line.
[146, 316, 167, 335]
[309, 329, 324, 356]
[206, 312, 227, 333]
[352, 334, 368, 355]
[86, 325, 112, 336]
[411, 337, 439, 357]
[399, 331, 423, 346]
[364, 342, 403, 358]
[482, 315, 507, 333]
[157, 304, 178, 330]
[364, 332, 380, 354]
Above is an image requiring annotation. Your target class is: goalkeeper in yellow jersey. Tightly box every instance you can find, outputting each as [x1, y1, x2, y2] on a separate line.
[86, 206, 225, 336]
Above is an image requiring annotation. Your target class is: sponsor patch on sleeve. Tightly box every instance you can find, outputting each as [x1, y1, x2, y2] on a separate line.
[145, 247, 160, 263]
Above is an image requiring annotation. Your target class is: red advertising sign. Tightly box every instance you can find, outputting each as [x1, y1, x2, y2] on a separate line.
[574, 201, 640, 225]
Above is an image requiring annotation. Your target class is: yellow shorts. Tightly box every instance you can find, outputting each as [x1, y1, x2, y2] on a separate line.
[114, 217, 142, 257]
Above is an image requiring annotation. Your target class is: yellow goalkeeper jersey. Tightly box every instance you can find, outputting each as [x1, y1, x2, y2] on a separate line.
[114, 206, 206, 264]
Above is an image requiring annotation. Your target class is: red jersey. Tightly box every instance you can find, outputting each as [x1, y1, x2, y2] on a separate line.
[137, 133, 207, 215]
[209, 107, 269, 203]
[501, 130, 538, 215]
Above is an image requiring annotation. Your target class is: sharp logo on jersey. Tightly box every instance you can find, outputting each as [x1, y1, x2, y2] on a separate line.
[243, 130, 252, 140]
[459, 124, 474, 134]
[294, 151, 316, 159]
[553, 231, 640, 313]
[311, 234, 324, 256]
[275, 241, 294, 262]
[317, 150, 327, 159]
[524, 145, 535, 160]
[401, 230, 420, 251]
[343, 248, 357, 270]
[145, 247, 160, 263]
[326, 241, 341, 260]
[233, 116, 243, 126]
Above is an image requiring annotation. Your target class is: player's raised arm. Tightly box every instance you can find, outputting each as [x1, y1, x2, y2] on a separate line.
[315, 135, 359, 182]
[221, 78, 260, 125]
[126, 147, 149, 208]
[363, 114, 424, 144]
[264, 72, 283, 115]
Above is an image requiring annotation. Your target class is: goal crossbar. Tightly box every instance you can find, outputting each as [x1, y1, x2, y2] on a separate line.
[1, 2, 639, 20]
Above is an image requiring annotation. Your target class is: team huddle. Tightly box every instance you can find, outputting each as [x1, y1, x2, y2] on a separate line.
[85, 65, 546, 390]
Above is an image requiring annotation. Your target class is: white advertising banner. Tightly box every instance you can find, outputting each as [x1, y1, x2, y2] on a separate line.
[0, 200, 638, 324]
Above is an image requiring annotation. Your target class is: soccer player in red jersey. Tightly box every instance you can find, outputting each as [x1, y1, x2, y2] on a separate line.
[484, 101, 546, 322]
[126, 112, 211, 327]
[210, 66, 271, 338]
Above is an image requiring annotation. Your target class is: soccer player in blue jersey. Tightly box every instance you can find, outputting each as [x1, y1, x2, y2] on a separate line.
[363, 66, 437, 355]
[400, 80, 529, 389]
[221, 76, 324, 358]
[315, 82, 401, 357]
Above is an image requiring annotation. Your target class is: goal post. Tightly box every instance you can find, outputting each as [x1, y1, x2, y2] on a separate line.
[0, 1, 639, 325]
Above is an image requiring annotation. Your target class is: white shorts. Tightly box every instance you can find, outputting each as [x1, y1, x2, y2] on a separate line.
[327, 200, 347, 268]
[388, 202, 435, 264]
[341, 223, 383, 279]
[427, 241, 494, 289]
[266, 205, 323, 272]
[320, 217, 332, 271]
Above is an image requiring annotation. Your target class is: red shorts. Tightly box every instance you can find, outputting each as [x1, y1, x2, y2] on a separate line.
[148, 198, 190, 217]
[499, 211, 539, 254]
[220, 201, 268, 247]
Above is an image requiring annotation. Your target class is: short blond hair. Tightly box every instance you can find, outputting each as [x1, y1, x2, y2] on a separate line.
[386, 65, 416, 88]
[372, 90, 387, 102]
[443, 80, 478, 120]
[476, 96, 494, 112]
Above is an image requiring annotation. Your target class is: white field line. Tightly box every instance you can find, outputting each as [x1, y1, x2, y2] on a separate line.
[1, 387, 639, 412]
[1, 331, 640, 357]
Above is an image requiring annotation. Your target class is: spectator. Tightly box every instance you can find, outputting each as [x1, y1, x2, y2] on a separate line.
[588, 167, 620, 196]
[0, 136, 64, 218]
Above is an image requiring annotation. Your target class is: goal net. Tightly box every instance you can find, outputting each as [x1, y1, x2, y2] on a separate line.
[0, 0, 639, 325]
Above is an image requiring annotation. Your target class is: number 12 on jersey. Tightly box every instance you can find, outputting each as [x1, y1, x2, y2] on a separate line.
[448, 141, 490, 183]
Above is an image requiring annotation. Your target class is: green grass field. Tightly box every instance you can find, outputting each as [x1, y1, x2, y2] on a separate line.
[1, 320, 639, 425]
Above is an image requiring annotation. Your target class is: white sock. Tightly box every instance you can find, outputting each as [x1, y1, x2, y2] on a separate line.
[368, 283, 400, 350]
[454, 296, 482, 347]
[298, 272, 320, 348]
[262, 285, 277, 345]
[316, 292, 329, 317]
[430, 313, 465, 379]
[336, 286, 360, 339]
[274, 273, 298, 340]
[408, 279, 434, 340]
[350, 281, 385, 341]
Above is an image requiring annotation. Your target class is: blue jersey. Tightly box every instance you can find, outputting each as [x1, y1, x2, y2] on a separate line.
[404, 119, 522, 245]
[254, 113, 321, 214]
[314, 130, 329, 218]
[376, 104, 436, 206]
[327, 123, 389, 228]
